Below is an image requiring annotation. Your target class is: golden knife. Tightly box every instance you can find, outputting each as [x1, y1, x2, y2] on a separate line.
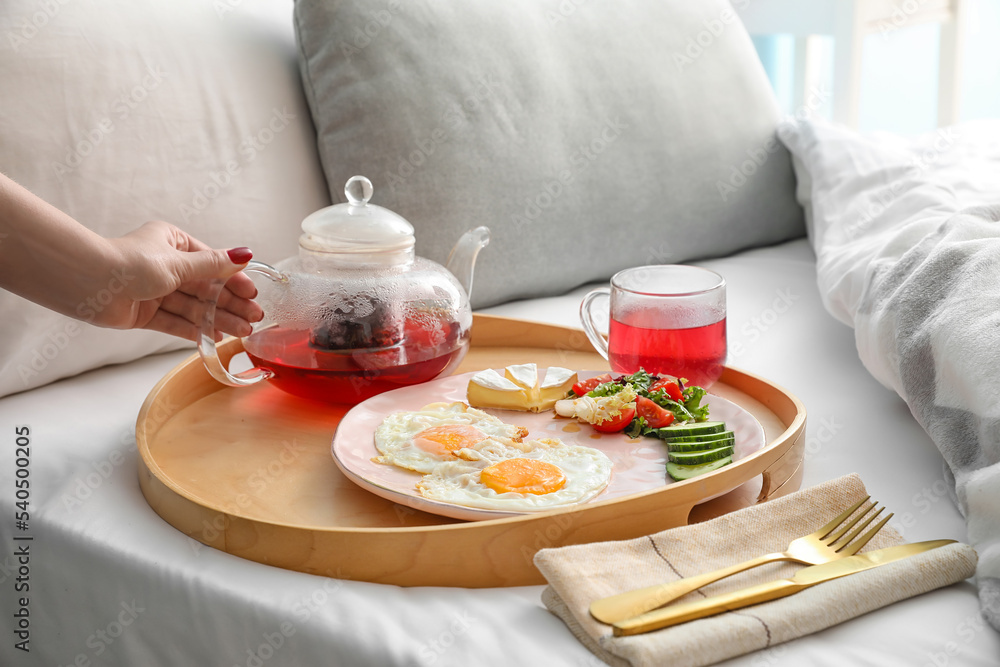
[611, 539, 956, 636]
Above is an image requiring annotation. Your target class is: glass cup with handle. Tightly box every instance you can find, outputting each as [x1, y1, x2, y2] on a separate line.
[579, 265, 727, 388]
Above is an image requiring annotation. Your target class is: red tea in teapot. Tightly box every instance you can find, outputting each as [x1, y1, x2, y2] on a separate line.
[243, 318, 466, 404]
[194, 175, 489, 400]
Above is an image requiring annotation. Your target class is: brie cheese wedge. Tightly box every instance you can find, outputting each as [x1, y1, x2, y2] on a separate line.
[536, 366, 578, 411]
[467, 365, 578, 412]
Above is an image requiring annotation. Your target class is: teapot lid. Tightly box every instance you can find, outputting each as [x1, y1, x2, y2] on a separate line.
[299, 176, 415, 255]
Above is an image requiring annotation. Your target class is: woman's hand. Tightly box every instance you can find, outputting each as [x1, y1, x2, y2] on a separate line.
[104, 221, 265, 341]
[0, 173, 262, 342]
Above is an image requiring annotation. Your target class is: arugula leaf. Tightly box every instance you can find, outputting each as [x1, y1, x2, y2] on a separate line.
[586, 381, 627, 398]
[623, 415, 648, 439]
[647, 392, 695, 422]
[618, 368, 655, 392]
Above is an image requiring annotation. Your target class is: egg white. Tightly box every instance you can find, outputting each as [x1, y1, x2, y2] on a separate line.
[416, 438, 613, 511]
[373, 401, 528, 473]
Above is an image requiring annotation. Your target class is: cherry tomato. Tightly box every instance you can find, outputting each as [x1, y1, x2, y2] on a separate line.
[592, 406, 636, 433]
[636, 395, 675, 429]
[649, 378, 683, 402]
[572, 373, 613, 396]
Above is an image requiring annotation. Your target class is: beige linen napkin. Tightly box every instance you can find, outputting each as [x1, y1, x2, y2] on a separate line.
[534, 473, 977, 667]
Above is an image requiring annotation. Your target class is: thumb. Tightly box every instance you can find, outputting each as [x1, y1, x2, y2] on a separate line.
[175, 246, 251, 283]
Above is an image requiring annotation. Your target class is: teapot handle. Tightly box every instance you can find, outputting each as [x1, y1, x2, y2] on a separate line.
[197, 260, 287, 387]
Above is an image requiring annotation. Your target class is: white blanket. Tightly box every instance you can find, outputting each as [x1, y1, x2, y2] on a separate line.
[780, 118, 1000, 630]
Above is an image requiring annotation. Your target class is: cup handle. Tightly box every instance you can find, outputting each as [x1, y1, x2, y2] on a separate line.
[580, 288, 611, 361]
[197, 260, 287, 387]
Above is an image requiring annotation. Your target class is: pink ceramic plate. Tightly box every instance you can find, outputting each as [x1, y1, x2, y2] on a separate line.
[331, 370, 765, 521]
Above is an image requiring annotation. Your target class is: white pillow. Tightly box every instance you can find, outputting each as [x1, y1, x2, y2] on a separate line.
[0, 0, 330, 397]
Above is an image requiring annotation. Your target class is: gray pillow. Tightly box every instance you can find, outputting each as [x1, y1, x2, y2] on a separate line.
[294, 0, 804, 308]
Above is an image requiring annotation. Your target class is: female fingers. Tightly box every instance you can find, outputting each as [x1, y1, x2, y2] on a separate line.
[159, 291, 254, 338]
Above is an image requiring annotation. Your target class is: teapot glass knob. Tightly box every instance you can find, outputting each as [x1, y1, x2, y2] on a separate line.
[345, 175, 373, 205]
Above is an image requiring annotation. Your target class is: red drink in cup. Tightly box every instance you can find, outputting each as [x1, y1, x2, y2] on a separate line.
[581, 265, 726, 387]
[607, 313, 726, 387]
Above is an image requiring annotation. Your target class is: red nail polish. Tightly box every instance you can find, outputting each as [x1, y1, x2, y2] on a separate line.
[227, 247, 252, 264]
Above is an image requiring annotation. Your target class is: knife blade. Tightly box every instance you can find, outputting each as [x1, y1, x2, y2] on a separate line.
[611, 539, 956, 636]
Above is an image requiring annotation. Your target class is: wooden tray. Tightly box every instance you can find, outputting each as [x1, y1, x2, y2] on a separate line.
[136, 314, 806, 587]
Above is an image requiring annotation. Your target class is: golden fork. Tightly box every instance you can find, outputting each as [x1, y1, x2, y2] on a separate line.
[590, 496, 892, 625]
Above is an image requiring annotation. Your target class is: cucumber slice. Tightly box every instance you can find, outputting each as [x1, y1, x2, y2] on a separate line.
[667, 456, 733, 481]
[652, 421, 725, 439]
[663, 430, 735, 445]
[666, 435, 736, 452]
[668, 445, 735, 465]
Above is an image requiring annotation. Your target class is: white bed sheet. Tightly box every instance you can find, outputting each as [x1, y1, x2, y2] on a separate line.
[1, 238, 998, 667]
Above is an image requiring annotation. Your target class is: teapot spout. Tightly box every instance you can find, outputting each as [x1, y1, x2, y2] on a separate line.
[446, 226, 491, 300]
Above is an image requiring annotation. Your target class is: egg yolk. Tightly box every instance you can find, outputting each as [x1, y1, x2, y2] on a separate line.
[412, 425, 488, 457]
[480, 458, 567, 495]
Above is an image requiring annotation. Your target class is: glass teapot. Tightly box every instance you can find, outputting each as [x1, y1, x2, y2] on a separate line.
[197, 175, 490, 403]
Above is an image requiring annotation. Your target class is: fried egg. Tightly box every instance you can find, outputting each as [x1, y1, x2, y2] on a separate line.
[415, 438, 613, 511]
[373, 402, 529, 473]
